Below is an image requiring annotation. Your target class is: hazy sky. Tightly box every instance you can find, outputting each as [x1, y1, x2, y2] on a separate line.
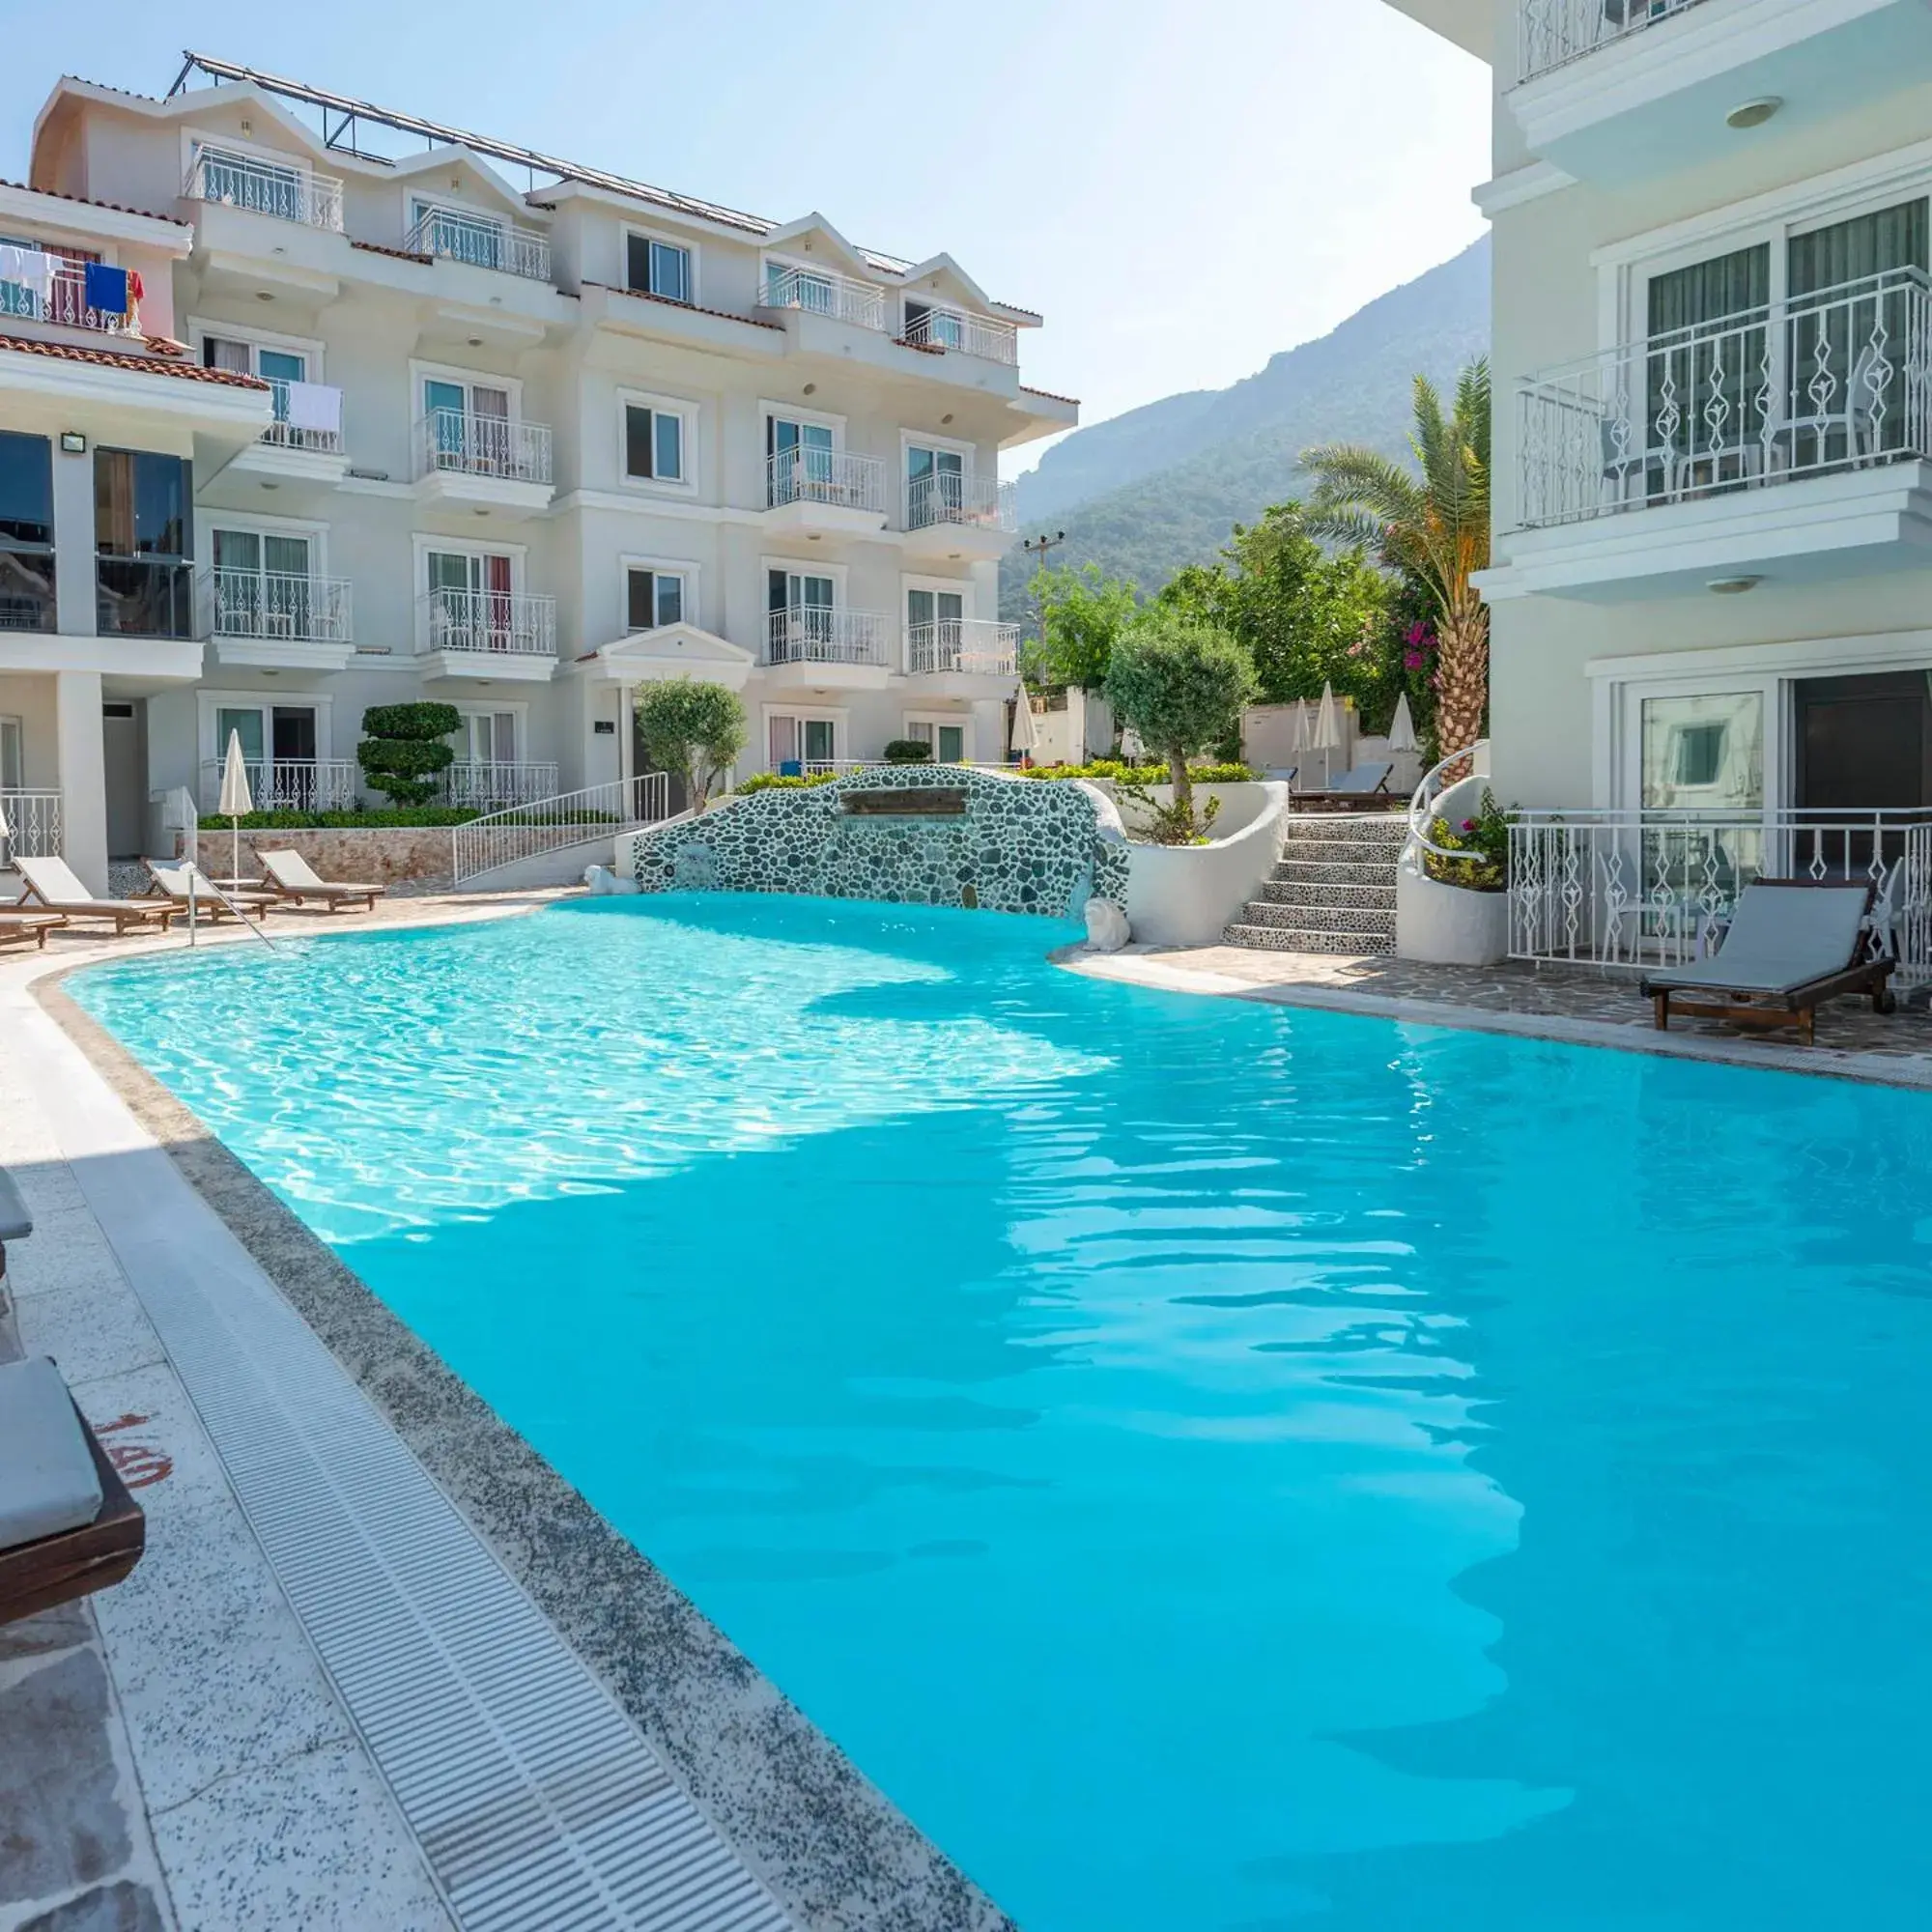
[0, 2, 1490, 470]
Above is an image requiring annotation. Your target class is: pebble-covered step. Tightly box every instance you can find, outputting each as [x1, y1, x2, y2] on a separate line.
[1223, 922, 1392, 955]
[1224, 811, 1405, 955]
[1237, 899, 1397, 937]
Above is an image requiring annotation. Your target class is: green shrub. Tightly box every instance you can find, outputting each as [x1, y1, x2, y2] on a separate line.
[1421, 789, 1514, 892]
[201, 807, 482, 831]
[356, 701, 462, 807]
[882, 739, 933, 764]
[731, 770, 842, 795]
[635, 679, 748, 810]
[1104, 614, 1258, 835]
[1019, 758, 1258, 784]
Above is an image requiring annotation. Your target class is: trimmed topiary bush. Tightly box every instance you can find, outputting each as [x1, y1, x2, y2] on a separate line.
[882, 739, 934, 764]
[356, 701, 462, 807]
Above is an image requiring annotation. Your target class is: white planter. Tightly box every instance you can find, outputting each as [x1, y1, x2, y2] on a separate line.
[1396, 862, 1508, 965]
[1114, 781, 1293, 946]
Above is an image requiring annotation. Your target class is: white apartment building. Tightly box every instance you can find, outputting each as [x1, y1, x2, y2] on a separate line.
[0, 54, 1074, 889]
[1385, 0, 1932, 843]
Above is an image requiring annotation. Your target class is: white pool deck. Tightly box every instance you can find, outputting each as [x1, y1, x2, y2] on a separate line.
[6, 894, 1929, 1931]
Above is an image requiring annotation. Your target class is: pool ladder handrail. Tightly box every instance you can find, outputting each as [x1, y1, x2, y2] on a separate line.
[185, 873, 283, 953]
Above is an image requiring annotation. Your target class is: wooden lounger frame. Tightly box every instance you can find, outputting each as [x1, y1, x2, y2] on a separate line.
[0, 1401, 146, 1628]
[1639, 879, 1896, 1045]
[0, 915, 65, 951]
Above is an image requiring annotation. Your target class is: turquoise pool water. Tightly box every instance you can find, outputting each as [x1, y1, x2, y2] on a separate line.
[72, 895, 1932, 1929]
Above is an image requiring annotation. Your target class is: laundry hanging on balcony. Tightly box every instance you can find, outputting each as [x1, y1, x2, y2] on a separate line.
[282, 380, 341, 435]
[0, 245, 54, 305]
[82, 261, 128, 316]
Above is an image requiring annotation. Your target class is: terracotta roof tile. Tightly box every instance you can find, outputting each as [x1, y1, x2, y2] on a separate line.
[581, 280, 782, 332]
[0, 331, 270, 388]
[0, 177, 187, 228]
[992, 301, 1043, 323]
[350, 238, 434, 264]
[1019, 383, 1080, 407]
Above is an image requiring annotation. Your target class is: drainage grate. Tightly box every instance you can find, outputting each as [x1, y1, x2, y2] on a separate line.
[107, 1198, 792, 1932]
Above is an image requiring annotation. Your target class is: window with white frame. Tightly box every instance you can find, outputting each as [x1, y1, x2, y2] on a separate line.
[905, 717, 968, 763]
[767, 712, 838, 768]
[626, 565, 687, 631]
[208, 524, 324, 639]
[626, 233, 691, 303]
[623, 400, 686, 483]
[453, 708, 519, 765]
[0, 713, 22, 789]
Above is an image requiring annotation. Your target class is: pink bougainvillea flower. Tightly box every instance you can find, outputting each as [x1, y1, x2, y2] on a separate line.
[1462, 818, 1477, 832]
[1404, 650, 1426, 670]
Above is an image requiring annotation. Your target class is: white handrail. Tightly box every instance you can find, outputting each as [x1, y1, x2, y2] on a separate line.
[451, 773, 671, 885]
[1406, 739, 1492, 867]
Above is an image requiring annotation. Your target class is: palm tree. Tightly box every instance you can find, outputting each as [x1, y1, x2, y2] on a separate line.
[1302, 360, 1491, 757]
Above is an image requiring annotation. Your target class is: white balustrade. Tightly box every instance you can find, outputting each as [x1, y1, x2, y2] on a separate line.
[405, 209, 551, 281]
[196, 758, 359, 814]
[759, 266, 888, 331]
[1506, 807, 1932, 983]
[415, 410, 553, 485]
[417, 586, 558, 658]
[440, 760, 560, 810]
[905, 470, 1016, 533]
[261, 379, 345, 454]
[0, 789, 62, 861]
[906, 618, 1019, 675]
[1517, 0, 1709, 81]
[1519, 266, 1932, 528]
[184, 146, 344, 231]
[765, 606, 892, 668]
[204, 568, 353, 644]
[0, 260, 139, 337]
[451, 773, 670, 885]
[902, 305, 1020, 364]
[765, 447, 888, 514]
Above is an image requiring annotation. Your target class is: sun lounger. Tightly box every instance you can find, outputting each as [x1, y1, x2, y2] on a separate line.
[0, 911, 64, 951]
[143, 860, 280, 923]
[0, 1161, 29, 1286]
[256, 849, 385, 912]
[1639, 879, 1894, 1044]
[1293, 762, 1396, 810]
[13, 857, 172, 934]
[0, 1357, 145, 1629]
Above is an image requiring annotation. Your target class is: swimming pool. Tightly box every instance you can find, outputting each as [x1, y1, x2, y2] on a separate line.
[72, 895, 1932, 1929]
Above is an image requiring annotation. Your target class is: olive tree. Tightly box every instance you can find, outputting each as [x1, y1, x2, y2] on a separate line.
[1102, 613, 1256, 835]
[634, 678, 747, 811]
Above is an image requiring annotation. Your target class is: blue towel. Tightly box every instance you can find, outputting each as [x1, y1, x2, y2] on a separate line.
[83, 261, 128, 316]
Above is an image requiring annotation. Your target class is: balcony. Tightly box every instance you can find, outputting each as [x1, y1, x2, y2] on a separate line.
[406, 209, 552, 283]
[229, 378, 350, 487]
[763, 606, 895, 691]
[439, 760, 560, 810]
[412, 409, 554, 518]
[762, 448, 889, 534]
[203, 568, 355, 670]
[0, 548, 56, 635]
[0, 260, 140, 339]
[416, 586, 558, 683]
[759, 266, 888, 332]
[1509, 0, 1932, 180]
[197, 757, 358, 815]
[183, 147, 345, 231]
[96, 559, 194, 640]
[903, 306, 1019, 366]
[902, 472, 1018, 560]
[1492, 267, 1932, 598]
[906, 618, 1020, 682]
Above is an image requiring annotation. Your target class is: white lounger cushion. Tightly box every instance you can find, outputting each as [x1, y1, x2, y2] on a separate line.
[0, 1357, 102, 1549]
[258, 850, 382, 894]
[1649, 885, 1869, 993]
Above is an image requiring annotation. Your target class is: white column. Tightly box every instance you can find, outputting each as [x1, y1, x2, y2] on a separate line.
[55, 668, 108, 893]
[51, 441, 97, 639]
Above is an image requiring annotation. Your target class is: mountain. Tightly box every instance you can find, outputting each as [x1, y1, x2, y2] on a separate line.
[1003, 237, 1491, 616]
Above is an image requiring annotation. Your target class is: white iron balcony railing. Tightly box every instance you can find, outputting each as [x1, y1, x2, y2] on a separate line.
[902, 306, 1020, 365]
[765, 447, 889, 515]
[907, 617, 1020, 676]
[183, 146, 344, 231]
[905, 470, 1017, 533]
[1518, 0, 1709, 81]
[1507, 807, 1932, 984]
[440, 760, 559, 810]
[406, 208, 552, 282]
[452, 773, 670, 886]
[196, 758, 359, 815]
[204, 568, 353, 644]
[759, 266, 888, 332]
[261, 379, 345, 454]
[415, 410, 554, 485]
[0, 788, 62, 861]
[1518, 267, 1932, 529]
[418, 585, 558, 659]
[0, 260, 139, 337]
[765, 605, 893, 668]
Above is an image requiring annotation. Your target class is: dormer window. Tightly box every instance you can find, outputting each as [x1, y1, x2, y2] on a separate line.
[626, 235, 691, 304]
[407, 199, 551, 282]
[904, 300, 964, 352]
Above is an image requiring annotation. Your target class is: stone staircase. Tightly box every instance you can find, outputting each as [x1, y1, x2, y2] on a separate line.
[1223, 811, 1405, 954]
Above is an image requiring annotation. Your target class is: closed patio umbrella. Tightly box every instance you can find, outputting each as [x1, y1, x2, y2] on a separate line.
[1387, 692, 1418, 754]
[217, 728, 253, 891]
[1010, 684, 1038, 763]
[1314, 681, 1342, 786]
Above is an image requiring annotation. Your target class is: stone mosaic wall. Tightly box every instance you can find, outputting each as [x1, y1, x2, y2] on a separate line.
[627, 766, 1129, 918]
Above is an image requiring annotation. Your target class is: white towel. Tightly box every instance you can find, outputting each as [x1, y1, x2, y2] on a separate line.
[282, 380, 342, 435]
[0, 244, 54, 305]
